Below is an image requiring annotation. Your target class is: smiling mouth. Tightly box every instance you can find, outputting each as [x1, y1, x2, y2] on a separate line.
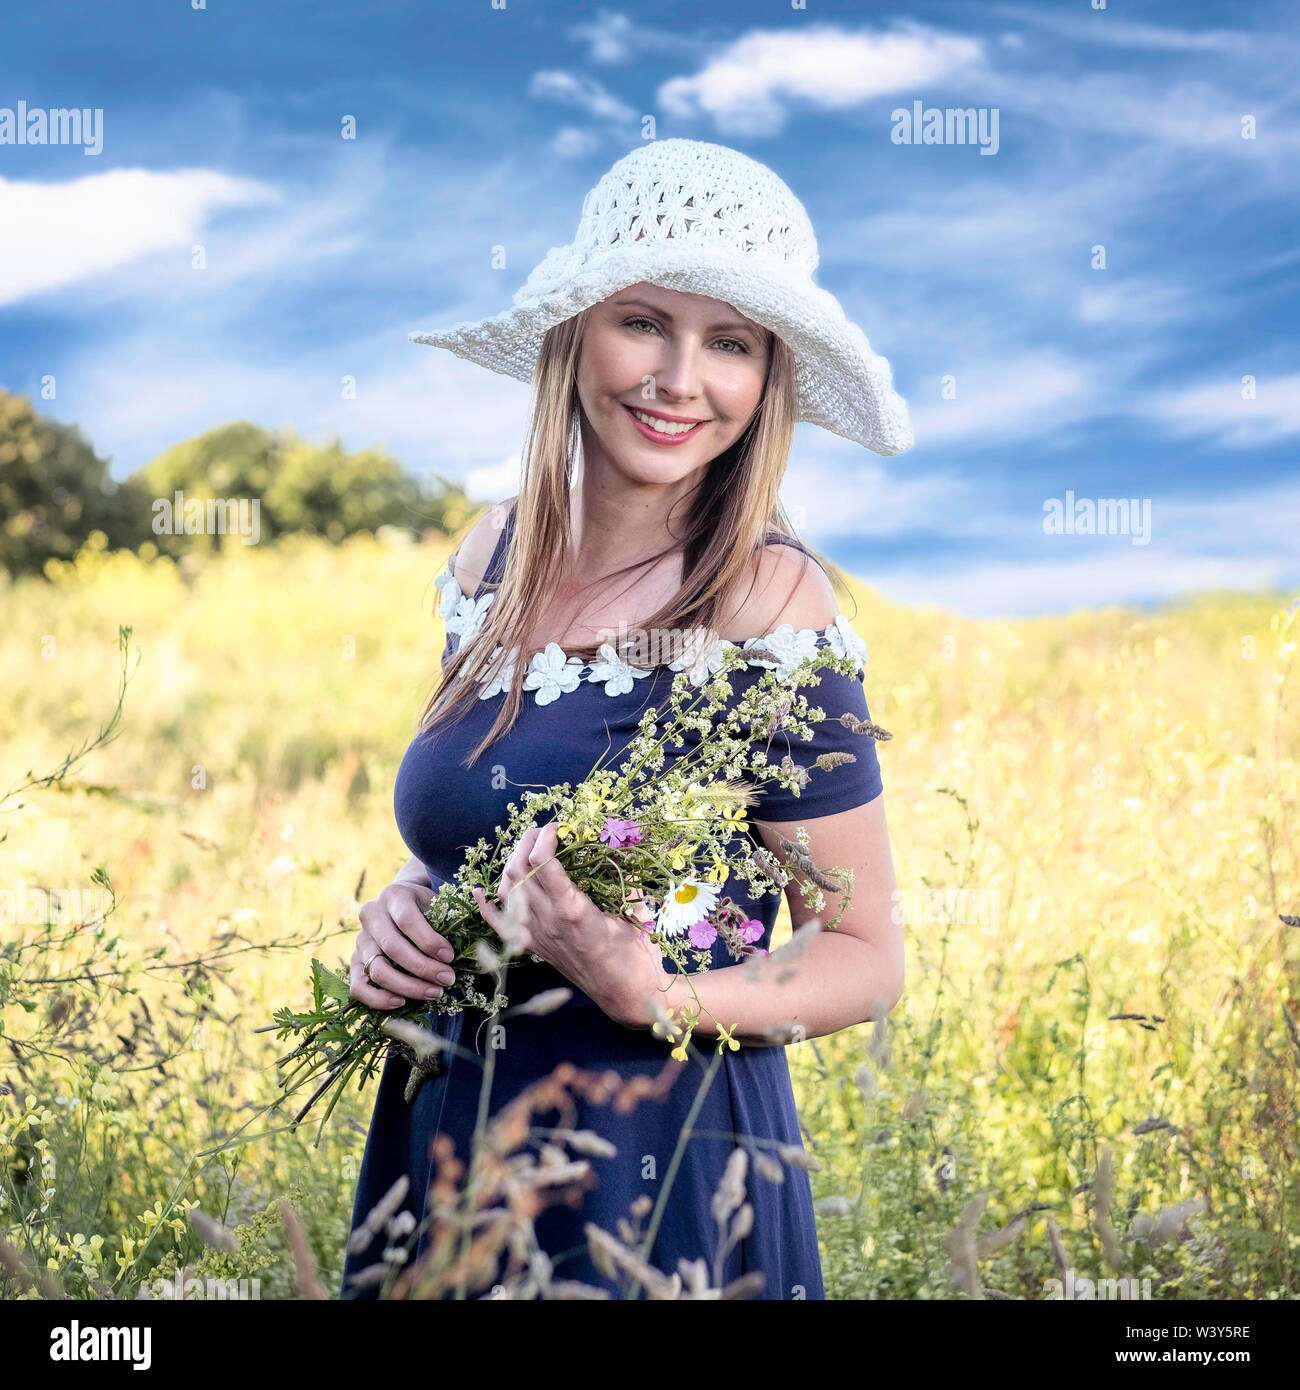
[623, 404, 709, 442]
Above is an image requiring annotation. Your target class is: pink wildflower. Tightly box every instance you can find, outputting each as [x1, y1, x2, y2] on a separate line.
[688, 919, 718, 949]
[599, 817, 642, 849]
[738, 919, 764, 944]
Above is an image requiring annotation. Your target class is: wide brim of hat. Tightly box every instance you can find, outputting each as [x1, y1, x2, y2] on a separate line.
[409, 243, 914, 456]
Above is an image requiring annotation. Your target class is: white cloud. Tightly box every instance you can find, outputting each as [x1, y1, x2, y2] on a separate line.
[552, 127, 602, 160]
[7, 135, 574, 480]
[988, 69, 1295, 153]
[1142, 371, 1300, 446]
[0, 168, 277, 308]
[57, 323, 534, 482]
[1073, 277, 1191, 328]
[990, 4, 1262, 54]
[528, 71, 637, 125]
[863, 481, 1300, 616]
[838, 167, 1128, 276]
[653, 14, 1299, 158]
[658, 22, 983, 137]
[871, 548, 1290, 618]
[907, 352, 1101, 446]
[779, 431, 974, 538]
[568, 9, 708, 65]
[465, 455, 523, 500]
[568, 12, 639, 64]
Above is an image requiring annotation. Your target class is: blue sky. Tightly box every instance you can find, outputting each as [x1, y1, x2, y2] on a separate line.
[1, 0, 1296, 617]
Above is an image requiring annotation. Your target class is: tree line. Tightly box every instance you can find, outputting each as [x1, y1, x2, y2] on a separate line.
[0, 390, 473, 578]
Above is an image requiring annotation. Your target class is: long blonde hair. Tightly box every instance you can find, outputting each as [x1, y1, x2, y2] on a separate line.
[417, 304, 854, 767]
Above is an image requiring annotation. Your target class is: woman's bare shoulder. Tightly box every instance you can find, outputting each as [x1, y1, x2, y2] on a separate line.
[714, 539, 837, 641]
[452, 496, 517, 596]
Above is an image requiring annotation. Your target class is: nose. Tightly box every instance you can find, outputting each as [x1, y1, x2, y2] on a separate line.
[650, 333, 706, 406]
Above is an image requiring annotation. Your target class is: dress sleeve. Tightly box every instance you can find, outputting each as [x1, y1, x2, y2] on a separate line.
[750, 661, 885, 822]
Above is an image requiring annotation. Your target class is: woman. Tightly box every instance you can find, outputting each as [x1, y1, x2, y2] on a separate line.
[340, 138, 911, 1300]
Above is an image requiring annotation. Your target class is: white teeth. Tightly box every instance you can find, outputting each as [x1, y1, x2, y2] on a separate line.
[632, 408, 701, 436]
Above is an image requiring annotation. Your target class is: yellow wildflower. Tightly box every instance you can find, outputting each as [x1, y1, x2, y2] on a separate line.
[666, 842, 692, 873]
[651, 1015, 682, 1044]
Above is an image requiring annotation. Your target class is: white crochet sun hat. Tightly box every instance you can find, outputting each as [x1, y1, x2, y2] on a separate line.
[410, 138, 913, 456]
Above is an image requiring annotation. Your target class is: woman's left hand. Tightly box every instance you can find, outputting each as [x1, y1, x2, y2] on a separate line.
[471, 822, 666, 1027]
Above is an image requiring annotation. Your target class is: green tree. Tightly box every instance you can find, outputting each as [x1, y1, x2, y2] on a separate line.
[130, 422, 467, 555]
[0, 391, 152, 578]
[1, 397, 475, 577]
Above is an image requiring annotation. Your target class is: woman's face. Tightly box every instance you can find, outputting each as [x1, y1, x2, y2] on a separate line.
[575, 282, 771, 485]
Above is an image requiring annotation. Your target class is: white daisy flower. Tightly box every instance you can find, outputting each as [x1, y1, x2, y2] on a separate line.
[477, 645, 518, 700]
[742, 623, 819, 680]
[826, 614, 868, 669]
[587, 643, 654, 697]
[446, 590, 495, 641]
[657, 877, 720, 938]
[668, 626, 731, 686]
[523, 642, 586, 706]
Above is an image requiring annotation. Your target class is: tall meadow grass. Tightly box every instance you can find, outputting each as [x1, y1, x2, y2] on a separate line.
[1, 532, 1295, 1298]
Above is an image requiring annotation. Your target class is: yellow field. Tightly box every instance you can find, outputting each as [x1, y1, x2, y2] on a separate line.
[2, 529, 1296, 1300]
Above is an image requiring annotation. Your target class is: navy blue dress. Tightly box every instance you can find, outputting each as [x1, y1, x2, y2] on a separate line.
[340, 502, 884, 1299]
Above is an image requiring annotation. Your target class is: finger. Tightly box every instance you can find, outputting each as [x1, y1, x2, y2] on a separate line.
[361, 893, 451, 965]
[356, 923, 449, 996]
[473, 883, 504, 923]
[348, 953, 407, 1010]
[523, 821, 572, 897]
[474, 883, 529, 934]
[504, 826, 543, 884]
[495, 826, 543, 906]
[365, 951, 446, 1002]
[384, 887, 456, 964]
[371, 916, 455, 986]
[495, 862, 520, 904]
[361, 896, 454, 985]
[477, 883, 538, 956]
[624, 887, 656, 925]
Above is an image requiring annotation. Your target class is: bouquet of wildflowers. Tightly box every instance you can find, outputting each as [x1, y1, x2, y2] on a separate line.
[264, 638, 889, 1136]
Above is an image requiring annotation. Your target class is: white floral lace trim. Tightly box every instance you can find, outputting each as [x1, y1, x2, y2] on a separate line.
[434, 551, 868, 708]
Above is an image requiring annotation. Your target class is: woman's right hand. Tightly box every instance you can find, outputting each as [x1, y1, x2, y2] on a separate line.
[348, 879, 458, 1010]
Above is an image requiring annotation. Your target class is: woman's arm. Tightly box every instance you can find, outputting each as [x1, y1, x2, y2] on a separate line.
[632, 795, 903, 1045]
[633, 546, 903, 1043]
[393, 855, 432, 888]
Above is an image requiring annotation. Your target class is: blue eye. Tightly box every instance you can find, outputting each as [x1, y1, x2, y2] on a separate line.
[624, 318, 750, 354]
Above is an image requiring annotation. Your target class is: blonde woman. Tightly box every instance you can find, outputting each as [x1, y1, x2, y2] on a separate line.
[341, 138, 911, 1299]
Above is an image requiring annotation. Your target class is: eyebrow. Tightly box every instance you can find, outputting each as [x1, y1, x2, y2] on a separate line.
[611, 296, 764, 337]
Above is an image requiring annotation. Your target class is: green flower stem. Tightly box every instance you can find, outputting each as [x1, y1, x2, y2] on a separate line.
[451, 980, 506, 1299]
[622, 1047, 724, 1300]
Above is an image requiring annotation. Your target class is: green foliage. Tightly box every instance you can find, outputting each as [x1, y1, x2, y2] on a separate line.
[146, 1181, 347, 1300]
[0, 391, 153, 578]
[0, 391, 476, 577]
[130, 420, 461, 554]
